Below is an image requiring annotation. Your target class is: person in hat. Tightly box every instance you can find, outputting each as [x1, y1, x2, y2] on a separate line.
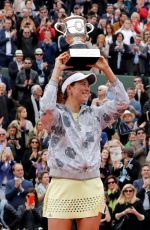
[8, 50, 24, 99]
[40, 52, 129, 230]
[32, 48, 51, 90]
[118, 110, 137, 145]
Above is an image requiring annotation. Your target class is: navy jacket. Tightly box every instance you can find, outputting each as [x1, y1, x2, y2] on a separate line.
[0, 29, 16, 56]
[5, 179, 33, 210]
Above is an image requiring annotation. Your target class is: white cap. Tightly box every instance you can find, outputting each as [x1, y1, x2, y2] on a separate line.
[15, 50, 23, 56]
[61, 72, 97, 93]
[121, 110, 135, 119]
[35, 48, 43, 54]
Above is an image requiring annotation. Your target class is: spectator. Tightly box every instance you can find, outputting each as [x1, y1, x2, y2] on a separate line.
[112, 147, 141, 188]
[6, 122, 22, 162]
[17, 187, 41, 230]
[102, 4, 115, 25]
[29, 120, 48, 149]
[118, 110, 136, 145]
[36, 17, 56, 43]
[127, 87, 141, 118]
[92, 85, 108, 106]
[36, 149, 49, 175]
[114, 8, 121, 23]
[105, 23, 114, 51]
[15, 57, 39, 102]
[0, 147, 15, 199]
[34, 5, 49, 27]
[133, 164, 150, 192]
[112, 12, 128, 33]
[134, 82, 149, 109]
[0, 128, 8, 155]
[22, 137, 41, 184]
[71, 4, 84, 16]
[117, 19, 135, 46]
[141, 30, 150, 47]
[113, 0, 128, 14]
[105, 175, 120, 213]
[17, 25, 38, 59]
[130, 35, 147, 76]
[131, 12, 144, 35]
[0, 66, 11, 92]
[113, 183, 145, 230]
[98, 18, 107, 35]
[22, 84, 42, 126]
[140, 98, 150, 136]
[100, 148, 112, 183]
[13, 0, 36, 15]
[109, 32, 131, 75]
[0, 10, 4, 29]
[145, 35, 150, 77]
[87, 15, 103, 44]
[0, 82, 16, 129]
[130, 128, 148, 167]
[0, 198, 20, 230]
[133, 164, 150, 228]
[8, 49, 24, 99]
[36, 170, 49, 229]
[36, 170, 49, 214]
[38, 30, 57, 72]
[11, 106, 33, 153]
[5, 163, 33, 210]
[32, 48, 51, 90]
[0, 17, 17, 67]
[95, 34, 109, 60]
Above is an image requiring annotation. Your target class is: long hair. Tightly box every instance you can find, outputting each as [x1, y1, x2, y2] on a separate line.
[7, 121, 21, 139]
[117, 184, 137, 204]
[15, 106, 26, 120]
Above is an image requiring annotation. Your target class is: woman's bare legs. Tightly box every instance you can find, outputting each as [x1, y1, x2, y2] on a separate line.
[48, 218, 72, 230]
[76, 213, 102, 230]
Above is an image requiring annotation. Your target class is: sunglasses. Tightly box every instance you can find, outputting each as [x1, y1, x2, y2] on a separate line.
[0, 133, 6, 136]
[108, 181, 115, 185]
[124, 189, 133, 193]
[35, 53, 43, 56]
[31, 141, 39, 144]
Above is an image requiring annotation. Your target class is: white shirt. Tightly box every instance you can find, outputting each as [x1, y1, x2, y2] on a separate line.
[5, 31, 12, 55]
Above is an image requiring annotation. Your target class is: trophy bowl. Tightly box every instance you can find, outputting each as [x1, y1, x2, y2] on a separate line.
[55, 15, 100, 70]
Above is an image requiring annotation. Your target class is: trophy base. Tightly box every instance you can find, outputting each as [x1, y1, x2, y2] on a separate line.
[66, 48, 100, 70]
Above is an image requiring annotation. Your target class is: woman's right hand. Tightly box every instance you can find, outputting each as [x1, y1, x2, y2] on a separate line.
[54, 52, 72, 72]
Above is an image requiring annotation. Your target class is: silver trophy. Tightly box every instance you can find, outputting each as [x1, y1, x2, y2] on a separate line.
[55, 15, 100, 70]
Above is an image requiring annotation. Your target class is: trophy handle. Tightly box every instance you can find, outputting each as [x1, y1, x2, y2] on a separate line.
[86, 23, 94, 34]
[54, 22, 66, 34]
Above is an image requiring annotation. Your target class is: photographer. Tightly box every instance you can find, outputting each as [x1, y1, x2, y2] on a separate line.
[17, 188, 41, 230]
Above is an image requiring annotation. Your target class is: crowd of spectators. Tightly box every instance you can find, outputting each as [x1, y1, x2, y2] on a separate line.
[0, 0, 150, 229]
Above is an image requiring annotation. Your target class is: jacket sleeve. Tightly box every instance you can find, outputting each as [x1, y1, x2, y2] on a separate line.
[4, 204, 20, 230]
[40, 79, 60, 131]
[93, 79, 129, 130]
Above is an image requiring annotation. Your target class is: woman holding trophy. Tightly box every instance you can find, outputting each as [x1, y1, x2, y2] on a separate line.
[40, 48, 129, 230]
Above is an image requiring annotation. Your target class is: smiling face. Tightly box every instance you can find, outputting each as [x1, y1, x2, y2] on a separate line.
[123, 186, 134, 199]
[67, 79, 90, 105]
